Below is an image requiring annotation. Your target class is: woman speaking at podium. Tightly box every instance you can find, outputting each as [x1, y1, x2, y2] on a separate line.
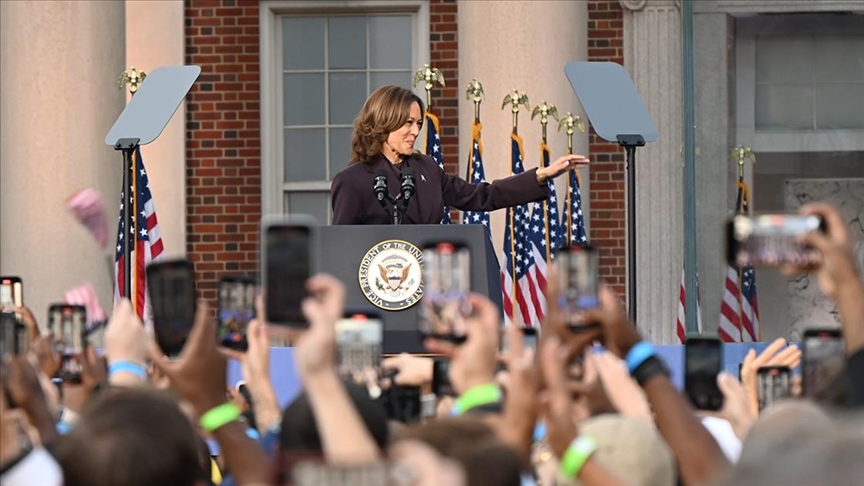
[331, 86, 589, 225]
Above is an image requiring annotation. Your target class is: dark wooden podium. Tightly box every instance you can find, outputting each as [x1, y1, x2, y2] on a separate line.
[319, 224, 502, 353]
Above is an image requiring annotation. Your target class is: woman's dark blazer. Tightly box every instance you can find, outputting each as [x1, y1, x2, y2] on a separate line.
[330, 152, 549, 225]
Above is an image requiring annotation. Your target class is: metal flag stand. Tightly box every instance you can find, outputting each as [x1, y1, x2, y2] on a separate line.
[105, 65, 200, 298]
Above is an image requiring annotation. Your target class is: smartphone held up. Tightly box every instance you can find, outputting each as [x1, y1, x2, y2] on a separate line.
[261, 215, 316, 328]
[48, 304, 87, 383]
[146, 259, 197, 358]
[419, 242, 473, 343]
[726, 214, 825, 267]
[555, 245, 601, 332]
[218, 276, 257, 351]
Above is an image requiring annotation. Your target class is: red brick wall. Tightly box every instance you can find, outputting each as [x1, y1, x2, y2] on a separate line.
[587, 0, 626, 299]
[185, 0, 262, 307]
[429, 0, 460, 220]
[184, 0, 459, 307]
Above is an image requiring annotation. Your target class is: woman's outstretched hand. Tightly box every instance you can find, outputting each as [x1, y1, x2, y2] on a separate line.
[537, 154, 590, 182]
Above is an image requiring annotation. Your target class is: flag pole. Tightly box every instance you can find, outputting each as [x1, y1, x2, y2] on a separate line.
[503, 90, 529, 324]
[117, 67, 147, 301]
[731, 146, 757, 341]
[466, 79, 485, 182]
[532, 101, 559, 262]
[558, 113, 585, 245]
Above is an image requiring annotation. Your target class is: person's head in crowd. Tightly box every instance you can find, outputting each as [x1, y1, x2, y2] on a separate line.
[350, 85, 425, 164]
[575, 414, 677, 486]
[280, 380, 389, 453]
[56, 387, 207, 486]
[396, 417, 520, 486]
[739, 400, 833, 460]
[719, 414, 864, 486]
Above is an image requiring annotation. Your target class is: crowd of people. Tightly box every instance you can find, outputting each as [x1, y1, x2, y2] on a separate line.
[1, 201, 862, 486]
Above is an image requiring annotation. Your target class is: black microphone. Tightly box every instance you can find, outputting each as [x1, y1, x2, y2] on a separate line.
[401, 168, 416, 207]
[373, 169, 388, 207]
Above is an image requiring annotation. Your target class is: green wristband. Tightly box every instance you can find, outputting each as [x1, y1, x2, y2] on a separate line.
[200, 403, 241, 432]
[560, 436, 598, 479]
[451, 383, 502, 416]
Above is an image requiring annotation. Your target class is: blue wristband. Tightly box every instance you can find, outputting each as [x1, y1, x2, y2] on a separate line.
[108, 361, 147, 380]
[625, 341, 656, 374]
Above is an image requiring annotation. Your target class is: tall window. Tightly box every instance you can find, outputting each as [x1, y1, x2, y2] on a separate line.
[264, 6, 428, 223]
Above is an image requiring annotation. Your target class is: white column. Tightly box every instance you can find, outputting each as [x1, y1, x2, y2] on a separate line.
[1, 1, 126, 320]
[458, 0, 590, 255]
[622, 0, 684, 343]
[126, 0, 186, 259]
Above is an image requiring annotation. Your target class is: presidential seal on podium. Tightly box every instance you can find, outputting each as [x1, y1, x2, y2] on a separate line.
[358, 240, 424, 311]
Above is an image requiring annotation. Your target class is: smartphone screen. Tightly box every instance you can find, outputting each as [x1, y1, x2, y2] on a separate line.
[555, 245, 600, 331]
[336, 312, 384, 398]
[48, 304, 86, 383]
[0, 277, 23, 307]
[802, 329, 844, 397]
[684, 337, 723, 411]
[146, 259, 196, 358]
[432, 358, 454, 397]
[1, 312, 27, 358]
[757, 366, 791, 411]
[264, 223, 311, 326]
[218, 276, 257, 351]
[419, 242, 472, 343]
[727, 214, 824, 267]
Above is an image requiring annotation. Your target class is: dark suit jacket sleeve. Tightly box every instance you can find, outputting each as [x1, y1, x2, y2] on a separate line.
[331, 170, 363, 225]
[441, 167, 550, 212]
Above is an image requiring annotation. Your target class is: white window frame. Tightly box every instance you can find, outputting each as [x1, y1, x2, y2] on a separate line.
[735, 14, 864, 153]
[260, 0, 430, 217]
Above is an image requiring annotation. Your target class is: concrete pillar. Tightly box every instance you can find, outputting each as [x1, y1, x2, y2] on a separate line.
[126, 0, 186, 259]
[1, 1, 125, 322]
[457, 0, 590, 256]
[622, 0, 684, 343]
[694, 12, 737, 339]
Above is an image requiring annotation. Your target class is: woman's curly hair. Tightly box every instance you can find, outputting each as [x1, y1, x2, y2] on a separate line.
[350, 85, 424, 165]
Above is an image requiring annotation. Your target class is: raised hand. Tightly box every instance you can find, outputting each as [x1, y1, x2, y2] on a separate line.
[447, 294, 500, 395]
[538, 154, 591, 181]
[149, 301, 227, 415]
[295, 274, 345, 379]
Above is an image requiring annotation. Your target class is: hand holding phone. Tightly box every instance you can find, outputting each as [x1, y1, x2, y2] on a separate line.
[802, 329, 844, 397]
[146, 259, 196, 358]
[554, 245, 601, 332]
[0, 277, 23, 308]
[48, 304, 87, 383]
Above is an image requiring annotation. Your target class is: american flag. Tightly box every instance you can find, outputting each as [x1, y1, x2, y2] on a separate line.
[114, 147, 163, 323]
[562, 164, 588, 247]
[425, 111, 450, 224]
[501, 133, 543, 327]
[676, 266, 703, 343]
[462, 121, 490, 228]
[719, 181, 760, 342]
[526, 142, 564, 324]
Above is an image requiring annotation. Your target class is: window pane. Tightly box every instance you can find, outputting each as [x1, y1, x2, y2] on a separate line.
[329, 72, 367, 125]
[755, 84, 813, 130]
[329, 127, 353, 177]
[814, 36, 864, 83]
[370, 71, 412, 92]
[283, 73, 325, 126]
[285, 191, 330, 224]
[328, 17, 367, 70]
[815, 84, 864, 129]
[369, 16, 413, 69]
[755, 36, 813, 84]
[283, 17, 325, 70]
[284, 128, 326, 182]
